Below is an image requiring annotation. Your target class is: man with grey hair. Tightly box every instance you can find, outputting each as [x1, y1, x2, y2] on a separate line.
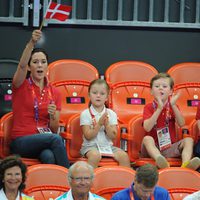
[111, 164, 170, 200]
[56, 161, 105, 200]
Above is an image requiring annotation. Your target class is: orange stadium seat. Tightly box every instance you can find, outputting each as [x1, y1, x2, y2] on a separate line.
[105, 61, 158, 126]
[173, 83, 200, 126]
[48, 59, 99, 83]
[168, 188, 198, 200]
[157, 167, 200, 199]
[167, 62, 200, 85]
[47, 59, 99, 124]
[60, 113, 120, 166]
[105, 61, 158, 85]
[167, 63, 200, 126]
[25, 164, 69, 200]
[0, 112, 40, 166]
[126, 115, 182, 167]
[93, 166, 136, 199]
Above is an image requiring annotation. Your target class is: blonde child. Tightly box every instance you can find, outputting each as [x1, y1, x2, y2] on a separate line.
[80, 79, 130, 168]
[141, 73, 200, 170]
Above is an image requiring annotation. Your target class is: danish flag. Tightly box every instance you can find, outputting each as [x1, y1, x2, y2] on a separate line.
[45, 2, 72, 21]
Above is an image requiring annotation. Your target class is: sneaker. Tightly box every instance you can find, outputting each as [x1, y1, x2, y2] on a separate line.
[184, 157, 200, 171]
[155, 155, 170, 169]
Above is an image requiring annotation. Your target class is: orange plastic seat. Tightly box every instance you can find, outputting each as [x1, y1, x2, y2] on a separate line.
[105, 61, 158, 126]
[93, 166, 136, 199]
[60, 114, 120, 166]
[48, 59, 99, 83]
[126, 115, 182, 167]
[0, 112, 40, 166]
[105, 61, 158, 85]
[47, 59, 99, 124]
[173, 83, 200, 126]
[167, 62, 200, 85]
[168, 188, 198, 200]
[52, 80, 91, 124]
[25, 164, 69, 200]
[157, 167, 200, 190]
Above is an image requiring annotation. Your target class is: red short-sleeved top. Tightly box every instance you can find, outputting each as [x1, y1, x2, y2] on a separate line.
[11, 78, 61, 139]
[143, 101, 178, 145]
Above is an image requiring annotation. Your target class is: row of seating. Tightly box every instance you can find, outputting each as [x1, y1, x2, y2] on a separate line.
[0, 111, 199, 168]
[47, 60, 200, 126]
[1, 60, 200, 167]
[23, 164, 200, 200]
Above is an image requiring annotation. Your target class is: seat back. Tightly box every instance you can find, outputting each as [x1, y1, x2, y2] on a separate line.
[93, 166, 136, 199]
[0, 112, 13, 157]
[105, 61, 158, 85]
[0, 59, 18, 117]
[105, 61, 157, 125]
[62, 114, 120, 166]
[52, 80, 91, 123]
[48, 59, 99, 83]
[157, 167, 200, 190]
[127, 115, 182, 166]
[0, 112, 40, 165]
[25, 164, 69, 200]
[48, 59, 99, 124]
[173, 83, 200, 126]
[167, 62, 200, 85]
[168, 188, 198, 200]
[110, 81, 154, 124]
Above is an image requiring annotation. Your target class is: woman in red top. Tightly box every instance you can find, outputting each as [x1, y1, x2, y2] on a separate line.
[10, 30, 69, 168]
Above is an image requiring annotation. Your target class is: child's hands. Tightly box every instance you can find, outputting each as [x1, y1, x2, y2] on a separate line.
[98, 112, 109, 127]
[170, 92, 180, 106]
[155, 94, 164, 110]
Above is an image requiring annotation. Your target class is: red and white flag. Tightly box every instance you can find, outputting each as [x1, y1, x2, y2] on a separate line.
[44, 2, 72, 21]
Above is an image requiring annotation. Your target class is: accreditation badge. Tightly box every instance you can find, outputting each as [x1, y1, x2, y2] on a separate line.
[157, 127, 172, 151]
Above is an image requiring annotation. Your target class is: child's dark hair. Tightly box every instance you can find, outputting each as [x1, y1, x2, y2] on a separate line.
[28, 48, 49, 66]
[0, 155, 27, 191]
[150, 72, 174, 89]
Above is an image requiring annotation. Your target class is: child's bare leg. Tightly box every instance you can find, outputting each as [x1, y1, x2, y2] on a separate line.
[113, 150, 131, 167]
[181, 137, 194, 163]
[86, 149, 101, 168]
[142, 136, 169, 168]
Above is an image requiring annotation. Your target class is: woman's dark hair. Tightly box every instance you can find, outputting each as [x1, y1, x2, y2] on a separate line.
[0, 155, 27, 191]
[28, 48, 49, 66]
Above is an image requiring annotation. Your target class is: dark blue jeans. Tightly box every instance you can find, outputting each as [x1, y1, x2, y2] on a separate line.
[10, 133, 70, 168]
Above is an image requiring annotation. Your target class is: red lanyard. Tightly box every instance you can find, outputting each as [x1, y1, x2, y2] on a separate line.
[89, 107, 97, 126]
[129, 186, 154, 200]
[28, 77, 54, 124]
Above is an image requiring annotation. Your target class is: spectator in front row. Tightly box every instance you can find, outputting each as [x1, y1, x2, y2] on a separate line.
[10, 29, 69, 168]
[111, 163, 170, 200]
[56, 161, 105, 200]
[0, 156, 34, 200]
[80, 79, 130, 168]
[141, 73, 200, 170]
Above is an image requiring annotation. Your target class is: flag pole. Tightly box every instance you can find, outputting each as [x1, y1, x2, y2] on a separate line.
[39, 0, 52, 30]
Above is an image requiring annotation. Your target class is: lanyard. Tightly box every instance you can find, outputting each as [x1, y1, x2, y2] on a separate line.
[129, 186, 154, 200]
[28, 77, 54, 125]
[89, 107, 97, 126]
[152, 100, 171, 128]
